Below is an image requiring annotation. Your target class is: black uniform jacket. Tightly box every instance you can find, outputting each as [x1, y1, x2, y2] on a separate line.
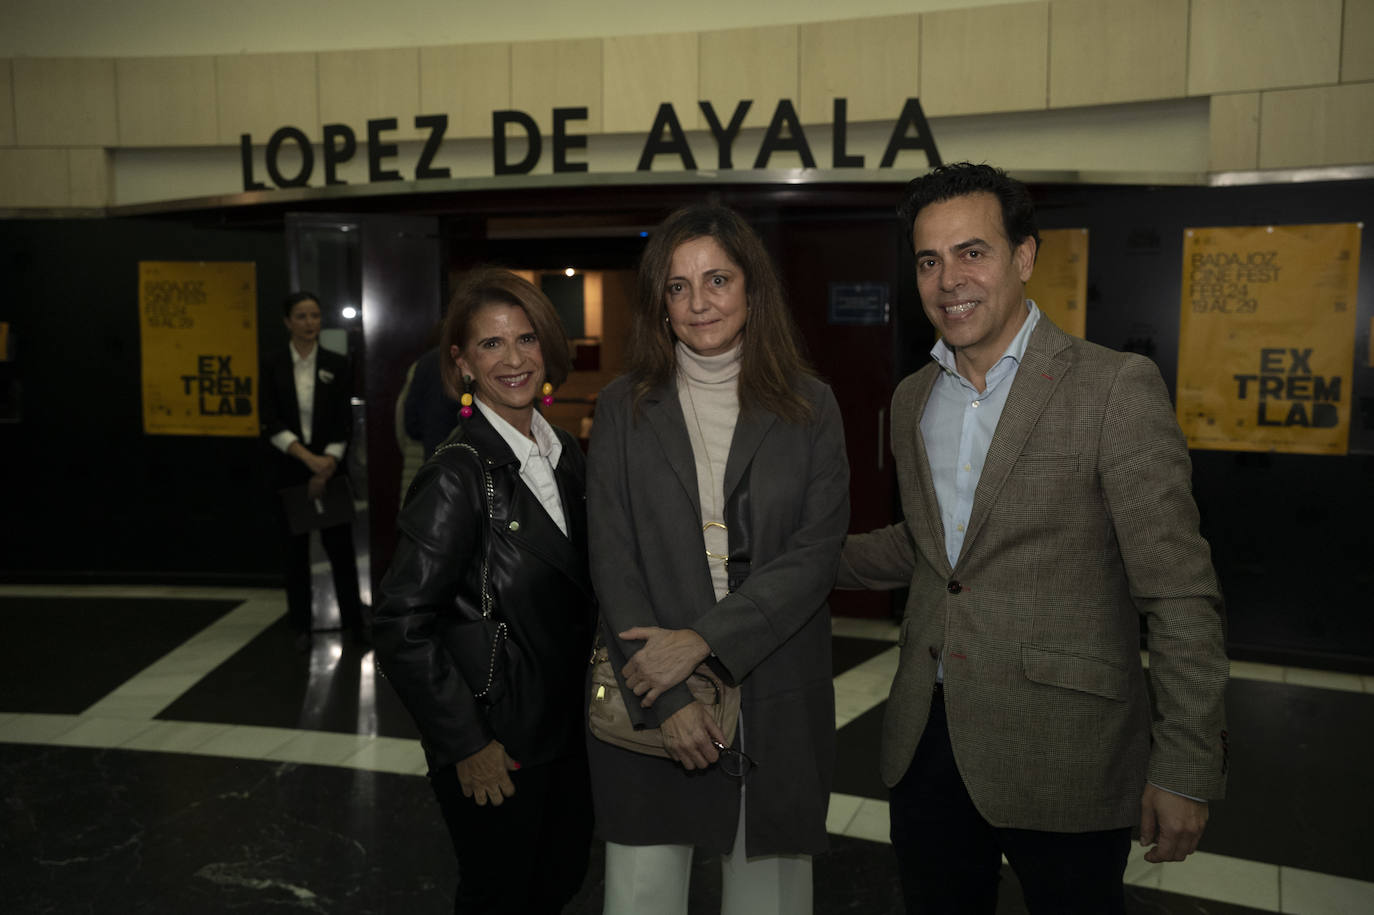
[374, 407, 596, 772]
[259, 343, 354, 487]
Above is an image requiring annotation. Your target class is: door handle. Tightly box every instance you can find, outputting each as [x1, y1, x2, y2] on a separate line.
[877, 407, 886, 471]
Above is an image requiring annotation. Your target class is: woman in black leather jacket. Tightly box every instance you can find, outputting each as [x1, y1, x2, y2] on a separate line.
[374, 268, 596, 914]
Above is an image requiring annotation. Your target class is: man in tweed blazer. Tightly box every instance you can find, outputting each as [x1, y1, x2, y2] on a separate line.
[839, 163, 1228, 914]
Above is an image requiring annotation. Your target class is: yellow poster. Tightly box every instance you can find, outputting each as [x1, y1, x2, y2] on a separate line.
[1176, 223, 1360, 455]
[1026, 228, 1088, 338]
[140, 261, 258, 436]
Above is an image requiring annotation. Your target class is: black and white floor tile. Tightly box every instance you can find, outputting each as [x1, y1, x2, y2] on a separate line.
[2, 587, 1371, 914]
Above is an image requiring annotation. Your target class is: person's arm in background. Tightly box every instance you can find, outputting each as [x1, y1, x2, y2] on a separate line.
[404, 353, 430, 445]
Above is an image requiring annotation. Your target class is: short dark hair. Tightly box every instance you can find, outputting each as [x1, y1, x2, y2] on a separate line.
[439, 267, 572, 401]
[282, 291, 320, 317]
[629, 204, 813, 424]
[896, 162, 1040, 257]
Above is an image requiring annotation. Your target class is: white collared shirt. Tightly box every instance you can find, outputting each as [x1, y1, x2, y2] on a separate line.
[476, 398, 568, 537]
[270, 341, 347, 460]
[291, 341, 318, 445]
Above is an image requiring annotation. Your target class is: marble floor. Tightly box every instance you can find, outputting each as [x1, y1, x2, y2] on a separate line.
[2, 586, 1371, 914]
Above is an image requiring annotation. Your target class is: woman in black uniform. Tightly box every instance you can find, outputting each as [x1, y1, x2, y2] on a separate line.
[259, 291, 363, 645]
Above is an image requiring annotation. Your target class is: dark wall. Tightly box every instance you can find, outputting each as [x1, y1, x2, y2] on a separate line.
[0, 218, 291, 584]
[1027, 180, 1374, 671]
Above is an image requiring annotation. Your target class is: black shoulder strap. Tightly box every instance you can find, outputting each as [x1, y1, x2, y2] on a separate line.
[724, 460, 753, 593]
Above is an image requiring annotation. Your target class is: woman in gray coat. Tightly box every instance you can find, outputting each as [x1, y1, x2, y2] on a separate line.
[587, 205, 850, 915]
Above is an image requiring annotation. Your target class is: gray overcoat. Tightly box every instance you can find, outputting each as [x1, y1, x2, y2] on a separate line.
[585, 372, 850, 857]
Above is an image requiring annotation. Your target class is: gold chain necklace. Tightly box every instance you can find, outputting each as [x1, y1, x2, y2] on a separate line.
[680, 369, 729, 565]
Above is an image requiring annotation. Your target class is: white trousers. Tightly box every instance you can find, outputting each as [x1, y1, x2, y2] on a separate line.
[602, 786, 813, 915]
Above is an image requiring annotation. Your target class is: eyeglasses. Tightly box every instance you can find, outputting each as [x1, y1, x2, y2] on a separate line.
[712, 740, 756, 778]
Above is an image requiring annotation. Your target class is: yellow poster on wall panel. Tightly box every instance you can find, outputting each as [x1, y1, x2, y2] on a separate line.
[1176, 223, 1360, 455]
[140, 261, 258, 436]
[1025, 228, 1088, 338]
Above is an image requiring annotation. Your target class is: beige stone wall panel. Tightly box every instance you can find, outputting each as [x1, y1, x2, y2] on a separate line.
[420, 43, 511, 139]
[1259, 82, 1374, 168]
[799, 14, 919, 124]
[919, 2, 1049, 117]
[1188, 0, 1341, 95]
[216, 52, 319, 144]
[116, 57, 218, 147]
[68, 147, 111, 206]
[1208, 92, 1260, 170]
[12, 58, 117, 147]
[1048, 0, 1187, 108]
[511, 38, 602, 134]
[0, 61, 15, 146]
[318, 48, 422, 140]
[698, 25, 799, 131]
[0, 148, 71, 207]
[1343, 0, 1374, 83]
[603, 33, 699, 134]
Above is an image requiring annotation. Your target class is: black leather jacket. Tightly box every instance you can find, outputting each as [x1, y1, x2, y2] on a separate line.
[374, 408, 596, 771]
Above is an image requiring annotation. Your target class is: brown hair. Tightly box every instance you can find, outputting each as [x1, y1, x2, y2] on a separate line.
[629, 205, 813, 423]
[439, 267, 572, 400]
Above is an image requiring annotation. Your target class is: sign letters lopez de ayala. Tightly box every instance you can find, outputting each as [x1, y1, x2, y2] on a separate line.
[239, 98, 941, 191]
[140, 261, 258, 437]
[1176, 224, 1361, 456]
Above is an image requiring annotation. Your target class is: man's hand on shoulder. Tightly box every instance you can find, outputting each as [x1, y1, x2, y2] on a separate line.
[1139, 782, 1209, 863]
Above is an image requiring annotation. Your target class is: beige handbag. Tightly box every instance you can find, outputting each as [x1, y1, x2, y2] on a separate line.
[588, 643, 740, 758]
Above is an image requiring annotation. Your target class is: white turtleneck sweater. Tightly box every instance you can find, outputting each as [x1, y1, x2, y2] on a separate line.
[676, 341, 741, 602]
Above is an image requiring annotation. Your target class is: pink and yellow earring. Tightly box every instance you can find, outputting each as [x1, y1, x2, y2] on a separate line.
[460, 375, 474, 418]
[541, 382, 554, 407]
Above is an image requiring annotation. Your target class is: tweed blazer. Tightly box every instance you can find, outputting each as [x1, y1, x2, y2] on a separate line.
[586, 372, 850, 857]
[840, 317, 1228, 833]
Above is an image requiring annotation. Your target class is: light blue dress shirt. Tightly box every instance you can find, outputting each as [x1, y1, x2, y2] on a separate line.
[920, 300, 1040, 681]
[921, 301, 1041, 570]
